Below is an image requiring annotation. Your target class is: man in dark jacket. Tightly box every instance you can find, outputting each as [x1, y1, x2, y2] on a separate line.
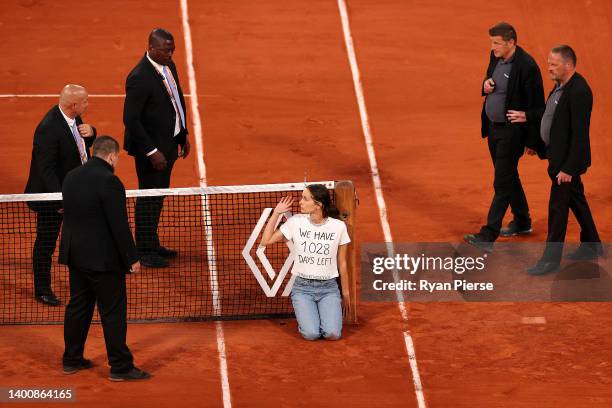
[59, 136, 150, 381]
[25, 84, 96, 306]
[521, 45, 602, 275]
[464, 22, 545, 252]
[123, 28, 190, 268]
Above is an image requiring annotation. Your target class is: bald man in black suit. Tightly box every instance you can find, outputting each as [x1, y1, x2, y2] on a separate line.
[25, 84, 96, 306]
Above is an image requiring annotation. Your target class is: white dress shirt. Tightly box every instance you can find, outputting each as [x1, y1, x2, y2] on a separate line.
[145, 53, 181, 157]
[59, 106, 87, 164]
[59, 106, 76, 129]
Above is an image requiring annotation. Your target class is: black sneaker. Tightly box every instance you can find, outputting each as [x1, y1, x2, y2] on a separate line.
[500, 221, 533, 237]
[566, 244, 604, 261]
[140, 253, 170, 268]
[63, 358, 94, 375]
[35, 293, 61, 306]
[527, 261, 560, 276]
[157, 246, 177, 258]
[109, 367, 151, 382]
[463, 233, 494, 252]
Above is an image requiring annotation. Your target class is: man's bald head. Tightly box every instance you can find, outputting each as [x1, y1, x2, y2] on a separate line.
[59, 84, 89, 119]
[59, 84, 86, 105]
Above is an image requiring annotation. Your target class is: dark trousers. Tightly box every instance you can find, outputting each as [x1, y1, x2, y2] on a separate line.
[63, 266, 134, 373]
[31, 208, 63, 296]
[479, 124, 530, 241]
[134, 153, 176, 253]
[541, 174, 600, 263]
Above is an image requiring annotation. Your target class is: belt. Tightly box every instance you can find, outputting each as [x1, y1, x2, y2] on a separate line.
[490, 121, 507, 127]
[296, 275, 336, 282]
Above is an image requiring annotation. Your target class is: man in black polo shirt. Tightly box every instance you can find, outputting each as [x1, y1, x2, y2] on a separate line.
[524, 45, 602, 275]
[464, 22, 545, 251]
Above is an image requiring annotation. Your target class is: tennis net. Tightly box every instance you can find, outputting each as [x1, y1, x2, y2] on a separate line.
[0, 180, 355, 324]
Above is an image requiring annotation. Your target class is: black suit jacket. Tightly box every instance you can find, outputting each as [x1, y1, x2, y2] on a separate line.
[481, 46, 545, 149]
[24, 105, 96, 194]
[59, 157, 138, 273]
[534, 73, 593, 177]
[123, 54, 188, 158]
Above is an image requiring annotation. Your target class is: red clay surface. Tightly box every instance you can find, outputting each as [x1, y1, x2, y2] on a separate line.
[1, 0, 611, 407]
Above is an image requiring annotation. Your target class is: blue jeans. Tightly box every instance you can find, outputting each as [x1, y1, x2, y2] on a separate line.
[291, 276, 342, 341]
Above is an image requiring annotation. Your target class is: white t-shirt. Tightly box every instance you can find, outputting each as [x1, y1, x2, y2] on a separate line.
[280, 214, 351, 280]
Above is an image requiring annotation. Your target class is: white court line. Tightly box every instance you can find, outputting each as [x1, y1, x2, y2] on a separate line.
[336, 1, 427, 407]
[179, 1, 232, 408]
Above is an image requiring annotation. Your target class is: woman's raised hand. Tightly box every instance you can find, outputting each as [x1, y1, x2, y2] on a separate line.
[273, 196, 294, 214]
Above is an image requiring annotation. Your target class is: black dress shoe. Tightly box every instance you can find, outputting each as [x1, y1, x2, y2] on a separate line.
[566, 244, 603, 261]
[500, 221, 533, 237]
[63, 358, 94, 375]
[527, 261, 560, 276]
[35, 294, 61, 306]
[157, 246, 177, 258]
[463, 234, 494, 252]
[140, 253, 170, 268]
[109, 367, 151, 382]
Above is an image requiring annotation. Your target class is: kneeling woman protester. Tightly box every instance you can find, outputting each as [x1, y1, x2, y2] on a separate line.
[260, 184, 351, 340]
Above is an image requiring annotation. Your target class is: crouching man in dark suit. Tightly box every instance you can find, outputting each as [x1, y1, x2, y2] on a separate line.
[59, 136, 150, 381]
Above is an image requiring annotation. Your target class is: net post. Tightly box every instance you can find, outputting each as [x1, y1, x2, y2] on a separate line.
[334, 180, 358, 324]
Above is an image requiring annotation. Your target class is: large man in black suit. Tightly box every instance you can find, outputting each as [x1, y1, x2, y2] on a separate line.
[59, 136, 150, 381]
[464, 22, 545, 252]
[523, 45, 602, 275]
[24, 84, 96, 306]
[123, 28, 190, 268]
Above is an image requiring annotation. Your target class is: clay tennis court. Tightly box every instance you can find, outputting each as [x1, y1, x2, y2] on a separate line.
[1, 0, 611, 407]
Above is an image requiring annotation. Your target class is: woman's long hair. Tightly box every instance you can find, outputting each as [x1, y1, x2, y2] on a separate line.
[306, 184, 340, 219]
